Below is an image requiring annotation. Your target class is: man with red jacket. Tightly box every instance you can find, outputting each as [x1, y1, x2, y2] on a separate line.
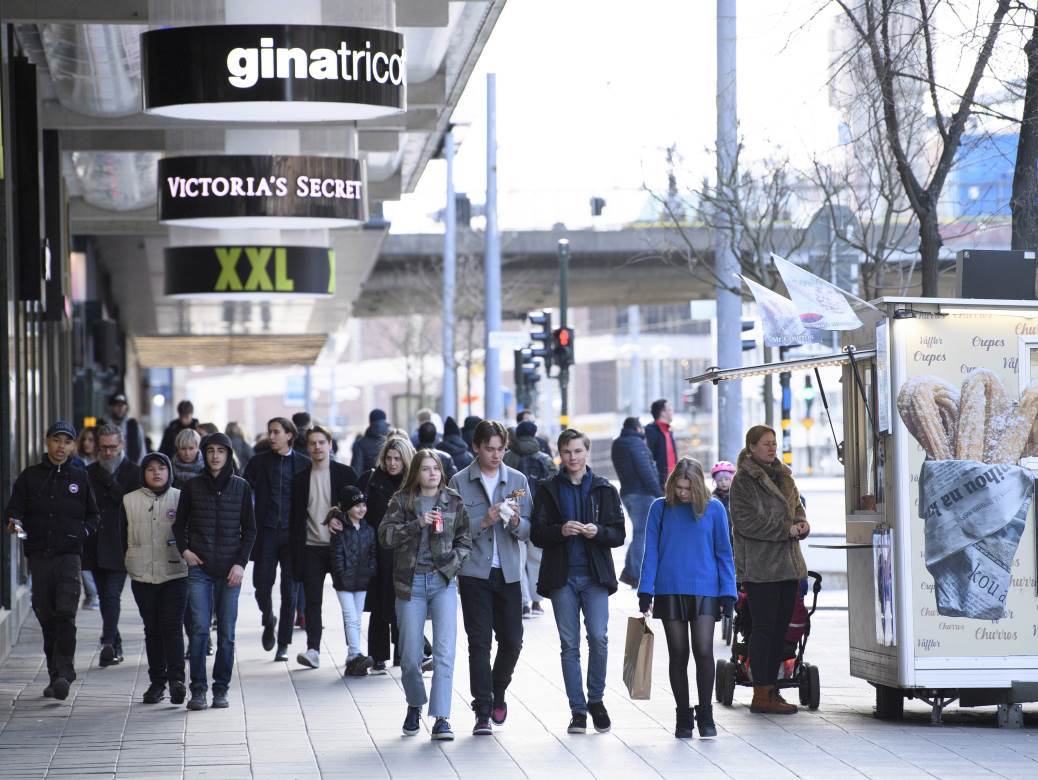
[644, 399, 677, 488]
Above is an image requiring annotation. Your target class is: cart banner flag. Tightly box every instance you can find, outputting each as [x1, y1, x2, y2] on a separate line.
[742, 276, 821, 347]
[771, 253, 866, 330]
[623, 616, 654, 700]
[918, 460, 1033, 620]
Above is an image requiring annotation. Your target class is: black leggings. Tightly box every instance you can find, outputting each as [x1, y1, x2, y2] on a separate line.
[744, 580, 797, 686]
[662, 616, 716, 709]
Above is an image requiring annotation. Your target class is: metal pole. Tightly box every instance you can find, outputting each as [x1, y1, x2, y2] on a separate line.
[558, 238, 570, 428]
[442, 129, 457, 421]
[715, 0, 743, 462]
[484, 74, 503, 422]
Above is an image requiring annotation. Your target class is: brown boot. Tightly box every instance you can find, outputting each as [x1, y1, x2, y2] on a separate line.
[750, 685, 798, 714]
[750, 685, 772, 713]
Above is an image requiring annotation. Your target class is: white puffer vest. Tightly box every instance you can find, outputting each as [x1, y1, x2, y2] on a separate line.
[123, 486, 188, 584]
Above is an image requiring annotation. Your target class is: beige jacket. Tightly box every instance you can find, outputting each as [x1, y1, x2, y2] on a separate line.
[729, 449, 808, 583]
[123, 486, 188, 584]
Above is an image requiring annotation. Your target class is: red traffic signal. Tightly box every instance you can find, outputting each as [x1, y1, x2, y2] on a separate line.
[552, 327, 574, 368]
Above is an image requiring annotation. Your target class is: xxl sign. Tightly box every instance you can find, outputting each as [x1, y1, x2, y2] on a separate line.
[142, 24, 405, 121]
[158, 155, 366, 227]
[164, 245, 335, 297]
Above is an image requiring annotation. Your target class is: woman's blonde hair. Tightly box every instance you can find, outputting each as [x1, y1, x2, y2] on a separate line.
[397, 449, 446, 510]
[664, 457, 710, 515]
[378, 433, 415, 472]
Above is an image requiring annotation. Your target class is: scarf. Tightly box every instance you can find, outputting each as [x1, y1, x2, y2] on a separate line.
[739, 448, 801, 520]
[173, 451, 205, 485]
[100, 451, 125, 475]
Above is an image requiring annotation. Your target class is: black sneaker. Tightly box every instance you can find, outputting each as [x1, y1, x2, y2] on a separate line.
[262, 616, 277, 652]
[348, 656, 373, 677]
[522, 605, 531, 619]
[431, 717, 454, 741]
[402, 706, 422, 736]
[274, 644, 289, 662]
[472, 702, 493, 736]
[142, 683, 166, 704]
[211, 690, 229, 709]
[169, 681, 187, 705]
[588, 701, 611, 733]
[491, 702, 508, 727]
[567, 712, 587, 734]
[51, 677, 71, 701]
[371, 660, 388, 675]
[43, 682, 56, 699]
[186, 691, 208, 711]
[99, 644, 117, 667]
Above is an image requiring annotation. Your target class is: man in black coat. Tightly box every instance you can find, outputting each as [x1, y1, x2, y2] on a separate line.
[86, 423, 142, 666]
[610, 417, 663, 588]
[416, 421, 457, 481]
[531, 429, 625, 735]
[440, 416, 474, 471]
[173, 432, 256, 711]
[158, 400, 198, 459]
[243, 417, 310, 659]
[5, 421, 99, 700]
[351, 408, 390, 474]
[107, 392, 146, 464]
[289, 424, 357, 669]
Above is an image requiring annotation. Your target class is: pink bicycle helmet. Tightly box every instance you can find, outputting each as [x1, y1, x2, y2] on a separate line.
[711, 461, 735, 477]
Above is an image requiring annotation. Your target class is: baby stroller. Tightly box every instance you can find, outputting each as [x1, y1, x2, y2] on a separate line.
[715, 571, 823, 710]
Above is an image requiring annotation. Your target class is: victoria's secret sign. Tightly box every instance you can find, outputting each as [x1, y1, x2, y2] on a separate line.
[142, 24, 405, 121]
[158, 155, 366, 227]
[164, 245, 335, 297]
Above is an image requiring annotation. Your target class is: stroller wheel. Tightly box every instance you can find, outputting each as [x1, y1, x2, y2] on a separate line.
[715, 659, 726, 703]
[717, 659, 736, 706]
[798, 663, 820, 710]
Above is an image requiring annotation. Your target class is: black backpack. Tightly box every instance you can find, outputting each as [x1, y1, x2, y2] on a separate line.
[517, 453, 553, 496]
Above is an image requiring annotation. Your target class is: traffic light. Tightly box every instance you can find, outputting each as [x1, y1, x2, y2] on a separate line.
[514, 347, 541, 411]
[528, 310, 553, 373]
[803, 375, 816, 426]
[742, 318, 756, 351]
[552, 326, 574, 370]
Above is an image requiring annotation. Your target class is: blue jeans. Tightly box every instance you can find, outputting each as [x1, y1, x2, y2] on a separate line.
[621, 493, 654, 584]
[396, 572, 457, 718]
[336, 590, 366, 660]
[187, 566, 241, 694]
[550, 574, 609, 713]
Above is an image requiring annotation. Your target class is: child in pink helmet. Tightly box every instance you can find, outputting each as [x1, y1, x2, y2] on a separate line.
[710, 461, 735, 518]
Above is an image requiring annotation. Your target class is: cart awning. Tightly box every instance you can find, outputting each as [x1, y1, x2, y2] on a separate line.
[687, 347, 876, 384]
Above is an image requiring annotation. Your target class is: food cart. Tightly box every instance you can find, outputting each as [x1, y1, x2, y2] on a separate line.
[691, 296, 1038, 727]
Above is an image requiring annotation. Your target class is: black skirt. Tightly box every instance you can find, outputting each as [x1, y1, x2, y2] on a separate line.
[653, 594, 720, 622]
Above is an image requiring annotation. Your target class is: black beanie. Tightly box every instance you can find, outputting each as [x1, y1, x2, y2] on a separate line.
[340, 485, 366, 512]
[444, 416, 461, 436]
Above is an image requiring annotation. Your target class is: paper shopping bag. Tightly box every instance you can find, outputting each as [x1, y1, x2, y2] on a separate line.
[623, 615, 654, 700]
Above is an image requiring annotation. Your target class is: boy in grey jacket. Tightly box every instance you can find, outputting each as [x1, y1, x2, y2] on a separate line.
[448, 420, 532, 735]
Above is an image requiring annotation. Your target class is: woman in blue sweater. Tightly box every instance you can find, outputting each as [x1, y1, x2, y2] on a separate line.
[638, 457, 736, 739]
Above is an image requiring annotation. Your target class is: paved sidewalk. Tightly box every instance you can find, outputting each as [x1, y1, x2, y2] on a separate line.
[1, 561, 1038, 779]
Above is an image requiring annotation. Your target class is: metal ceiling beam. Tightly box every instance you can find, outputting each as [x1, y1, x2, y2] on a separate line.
[4, 0, 451, 25]
[368, 174, 402, 202]
[397, 0, 449, 27]
[2, 0, 147, 22]
[59, 128, 400, 153]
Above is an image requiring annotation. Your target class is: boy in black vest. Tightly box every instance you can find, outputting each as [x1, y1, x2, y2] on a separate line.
[173, 433, 256, 710]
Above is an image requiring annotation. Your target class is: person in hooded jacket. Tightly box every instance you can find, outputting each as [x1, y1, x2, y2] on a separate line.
[173, 432, 257, 711]
[440, 416, 474, 471]
[328, 485, 378, 675]
[351, 409, 390, 474]
[461, 415, 482, 451]
[503, 420, 557, 618]
[122, 452, 189, 705]
[86, 424, 142, 668]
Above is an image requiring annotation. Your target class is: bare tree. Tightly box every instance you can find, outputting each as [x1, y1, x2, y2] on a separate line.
[1012, 5, 1038, 249]
[832, 0, 1011, 296]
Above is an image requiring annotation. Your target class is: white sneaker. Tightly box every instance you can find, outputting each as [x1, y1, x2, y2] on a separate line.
[297, 649, 320, 669]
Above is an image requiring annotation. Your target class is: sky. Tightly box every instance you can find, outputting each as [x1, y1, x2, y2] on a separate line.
[385, 0, 845, 233]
